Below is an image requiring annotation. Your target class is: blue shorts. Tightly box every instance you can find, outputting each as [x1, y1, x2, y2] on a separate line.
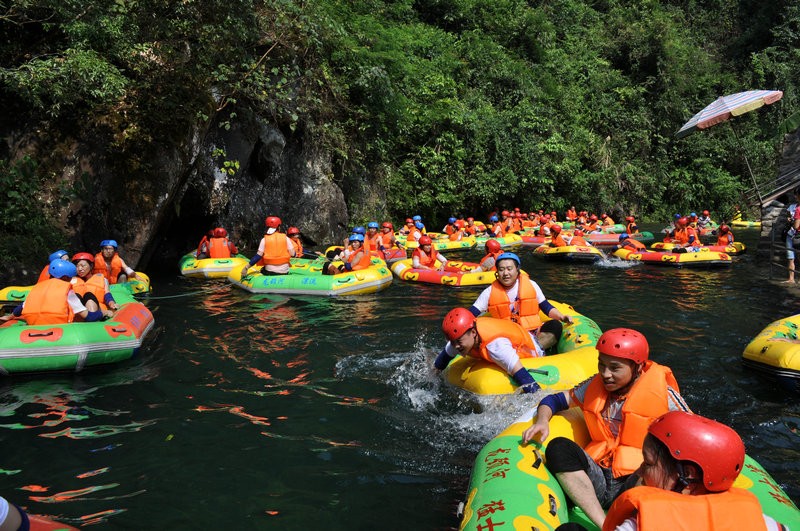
[787, 236, 795, 260]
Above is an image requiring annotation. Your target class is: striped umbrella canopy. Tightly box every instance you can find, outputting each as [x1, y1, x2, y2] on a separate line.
[676, 89, 783, 139]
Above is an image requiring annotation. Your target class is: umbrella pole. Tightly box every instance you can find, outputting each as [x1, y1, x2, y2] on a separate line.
[729, 122, 763, 205]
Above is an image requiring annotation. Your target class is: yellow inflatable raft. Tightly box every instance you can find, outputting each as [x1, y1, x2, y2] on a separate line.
[742, 314, 800, 394]
[444, 302, 602, 395]
[390, 259, 498, 287]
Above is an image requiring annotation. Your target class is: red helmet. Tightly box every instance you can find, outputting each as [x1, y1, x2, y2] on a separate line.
[596, 328, 649, 364]
[419, 235, 432, 245]
[213, 227, 227, 238]
[550, 211, 557, 216]
[626, 216, 635, 222]
[574, 230, 584, 236]
[265, 216, 281, 229]
[551, 224, 562, 233]
[678, 216, 688, 227]
[542, 214, 551, 221]
[486, 239, 502, 253]
[467, 217, 474, 222]
[405, 218, 414, 224]
[590, 214, 598, 221]
[382, 222, 393, 230]
[703, 210, 710, 216]
[287, 226, 300, 236]
[442, 308, 475, 341]
[71, 252, 94, 264]
[601, 213, 607, 219]
[648, 411, 745, 492]
[514, 207, 520, 211]
[502, 210, 510, 216]
[719, 224, 730, 234]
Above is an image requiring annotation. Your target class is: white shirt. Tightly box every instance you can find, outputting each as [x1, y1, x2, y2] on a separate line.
[257, 234, 296, 274]
[472, 277, 547, 315]
[444, 336, 527, 374]
[614, 514, 786, 531]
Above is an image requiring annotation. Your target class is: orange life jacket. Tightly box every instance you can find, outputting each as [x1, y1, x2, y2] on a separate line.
[412, 248, 437, 268]
[576, 361, 678, 477]
[551, 233, 568, 247]
[571, 235, 589, 246]
[673, 227, 689, 244]
[566, 209, 578, 221]
[379, 231, 396, 248]
[21, 278, 74, 325]
[37, 265, 51, 283]
[602, 486, 768, 531]
[208, 237, 232, 258]
[510, 218, 522, 233]
[584, 221, 598, 232]
[686, 226, 698, 244]
[346, 249, 372, 270]
[621, 238, 647, 251]
[93, 253, 124, 284]
[626, 222, 638, 234]
[717, 233, 734, 246]
[486, 272, 543, 331]
[470, 317, 538, 362]
[492, 223, 505, 237]
[289, 237, 303, 257]
[258, 233, 291, 266]
[72, 274, 109, 310]
[602, 216, 615, 226]
[464, 224, 477, 235]
[479, 250, 502, 270]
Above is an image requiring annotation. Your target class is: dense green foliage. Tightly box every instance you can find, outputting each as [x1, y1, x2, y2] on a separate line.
[1, 0, 798, 229]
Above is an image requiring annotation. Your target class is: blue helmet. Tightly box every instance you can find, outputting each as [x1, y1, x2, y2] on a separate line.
[49, 260, 77, 280]
[448, 217, 457, 224]
[490, 215, 499, 222]
[100, 239, 118, 249]
[690, 212, 697, 217]
[367, 221, 379, 229]
[412, 215, 422, 221]
[619, 233, 629, 241]
[496, 252, 521, 266]
[352, 226, 366, 235]
[414, 221, 424, 229]
[349, 233, 364, 242]
[673, 213, 681, 220]
[49, 250, 69, 262]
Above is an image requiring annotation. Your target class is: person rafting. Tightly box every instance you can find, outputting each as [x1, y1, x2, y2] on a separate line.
[522, 328, 690, 530]
[549, 225, 568, 247]
[473, 239, 503, 272]
[602, 411, 787, 531]
[435, 308, 542, 393]
[613, 233, 646, 253]
[411, 235, 447, 271]
[36, 249, 70, 283]
[93, 240, 137, 284]
[240, 216, 296, 277]
[71, 252, 118, 317]
[198, 227, 238, 259]
[716, 224, 735, 247]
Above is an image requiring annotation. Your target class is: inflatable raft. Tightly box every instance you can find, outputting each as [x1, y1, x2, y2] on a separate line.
[650, 241, 746, 256]
[613, 248, 732, 267]
[0, 287, 154, 374]
[179, 252, 249, 279]
[585, 231, 655, 247]
[533, 244, 605, 263]
[390, 259, 498, 287]
[444, 302, 603, 395]
[459, 408, 800, 530]
[228, 257, 393, 296]
[742, 314, 800, 394]
[0, 275, 150, 303]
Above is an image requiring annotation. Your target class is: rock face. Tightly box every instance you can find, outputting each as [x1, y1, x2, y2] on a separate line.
[3, 105, 350, 277]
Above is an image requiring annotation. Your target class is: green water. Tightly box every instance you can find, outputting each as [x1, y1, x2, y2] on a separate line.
[0, 226, 797, 529]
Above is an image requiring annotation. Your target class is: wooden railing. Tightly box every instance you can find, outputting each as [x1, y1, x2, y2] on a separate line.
[744, 166, 800, 207]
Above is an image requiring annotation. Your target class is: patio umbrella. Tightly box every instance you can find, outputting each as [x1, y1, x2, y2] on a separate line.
[675, 89, 783, 203]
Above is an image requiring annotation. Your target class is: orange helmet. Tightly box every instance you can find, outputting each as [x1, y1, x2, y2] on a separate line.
[442, 308, 475, 341]
[596, 328, 649, 364]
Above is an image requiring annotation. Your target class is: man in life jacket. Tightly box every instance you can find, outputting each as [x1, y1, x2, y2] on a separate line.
[363, 222, 383, 253]
[325, 233, 371, 275]
[570, 229, 590, 246]
[37, 250, 70, 283]
[549, 225, 568, 247]
[521, 328, 690, 529]
[442, 217, 463, 241]
[603, 411, 786, 531]
[697, 209, 713, 229]
[378, 222, 400, 250]
[411, 215, 426, 233]
[613, 233, 646, 253]
[399, 218, 415, 236]
[488, 215, 505, 237]
[473, 239, 503, 272]
[463, 217, 479, 236]
[600, 213, 615, 226]
[240, 216, 296, 277]
[625, 216, 639, 235]
[411, 235, 448, 271]
[198, 227, 238, 259]
[566, 206, 578, 221]
[434, 308, 542, 393]
[3, 261, 105, 325]
[670, 217, 701, 252]
[438, 252, 572, 360]
[71, 252, 118, 318]
[93, 240, 137, 284]
[715, 224, 734, 247]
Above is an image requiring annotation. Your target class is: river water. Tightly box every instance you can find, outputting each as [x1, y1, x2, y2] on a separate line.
[1, 226, 798, 529]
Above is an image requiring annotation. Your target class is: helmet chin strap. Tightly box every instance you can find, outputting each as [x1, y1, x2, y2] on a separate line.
[673, 462, 696, 493]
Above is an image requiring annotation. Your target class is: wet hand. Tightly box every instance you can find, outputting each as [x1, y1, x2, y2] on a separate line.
[522, 421, 549, 444]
